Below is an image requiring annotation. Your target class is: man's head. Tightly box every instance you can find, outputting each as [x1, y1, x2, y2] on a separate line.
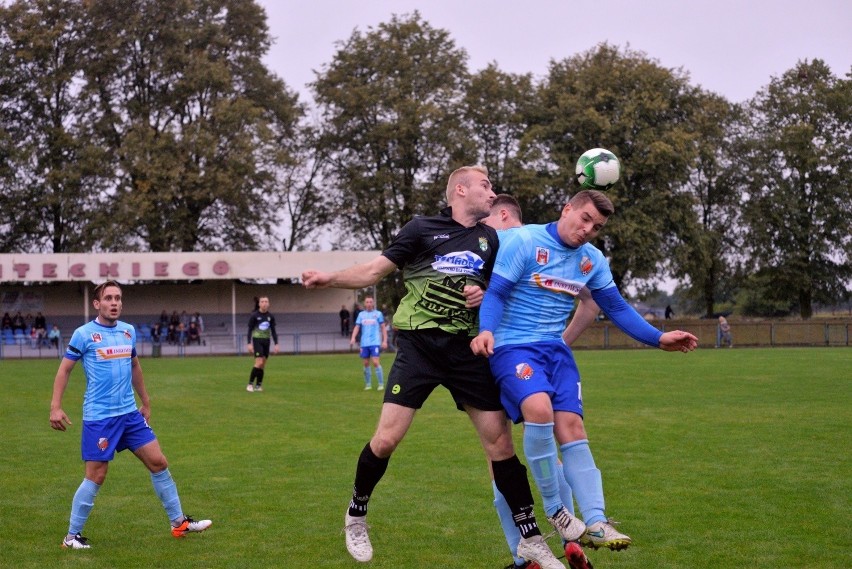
[258, 296, 270, 313]
[556, 190, 614, 247]
[482, 194, 523, 230]
[364, 297, 375, 310]
[446, 165, 495, 221]
[93, 280, 123, 324]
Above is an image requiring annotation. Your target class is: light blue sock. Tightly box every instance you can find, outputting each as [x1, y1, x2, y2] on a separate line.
[363, 367, 371, 387]
[69, 478, 100, 535]
[561, 440, 606, 525]
[523, 422, 563, 517]
[151, 468, 183, 523]
[492, 481, 523, 565]
[557, 463, 575, 516]
[375, 365, 384, 387]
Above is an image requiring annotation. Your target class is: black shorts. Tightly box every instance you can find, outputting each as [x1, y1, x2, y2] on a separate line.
[252, 338, 271, 358]
[384, 329, 504, 412]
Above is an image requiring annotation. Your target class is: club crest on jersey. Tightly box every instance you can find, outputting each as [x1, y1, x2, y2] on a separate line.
[479, 237, 488, 252]
[515, 362, 534, 380]
[580, 256, 593, 275]
[91, 332, 102, 343]
[123, 329, 132, 340]
[536, 247, 550, 265]
[97, 437, 109, 451]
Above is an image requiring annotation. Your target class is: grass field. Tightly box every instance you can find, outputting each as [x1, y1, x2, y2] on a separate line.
[0, 348, 850, 568]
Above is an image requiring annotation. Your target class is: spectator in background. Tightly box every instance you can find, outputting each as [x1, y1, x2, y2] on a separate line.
[48, 324, 62, 349]
[150, 323, 162, 345]
[12, 312, 26, 332]
[34, 312, 48, 345]
[166, 324, 178, 345]
[30, 326, 40, 348]
[191, 312, 204, 334]
[339, 305, 351, 337]
[187, 321, 202, 345]
[717, 316, 733, 348]
[34, 311, 47, 331]
[665, 305, 674, 320]
[2, 312, 12, 330]
[159, 310, 169, 329]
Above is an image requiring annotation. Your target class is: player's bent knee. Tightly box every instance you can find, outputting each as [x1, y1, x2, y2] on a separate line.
[370, 435, 401, 457]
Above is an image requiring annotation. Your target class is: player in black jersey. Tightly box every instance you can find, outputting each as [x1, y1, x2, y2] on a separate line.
[302, 165, 564, 568]
[245, 296, 279, 392]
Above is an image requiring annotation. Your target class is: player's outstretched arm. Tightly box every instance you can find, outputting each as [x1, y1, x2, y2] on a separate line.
[302, 255, 397, 290]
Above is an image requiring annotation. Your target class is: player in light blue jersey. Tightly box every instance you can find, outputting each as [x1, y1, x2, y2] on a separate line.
[350, 296, 388, 390]
[484, 194, 595, 569]
[472, 190, 698, 553]
[50, 281, 211, 550]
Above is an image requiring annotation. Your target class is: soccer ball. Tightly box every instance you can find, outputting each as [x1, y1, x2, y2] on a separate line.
[575, 148, 620, 190]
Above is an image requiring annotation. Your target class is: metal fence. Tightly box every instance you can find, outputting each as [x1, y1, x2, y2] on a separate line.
[0, 332, 364, 360]
[1, 321, 849, 360]
[569, 319, 852, 350]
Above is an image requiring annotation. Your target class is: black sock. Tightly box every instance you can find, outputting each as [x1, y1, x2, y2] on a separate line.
[249, 367, 259, 384]
[492, 455, 541, 538]
[256, 368, 264, 387]
[348, 442, 390, 517]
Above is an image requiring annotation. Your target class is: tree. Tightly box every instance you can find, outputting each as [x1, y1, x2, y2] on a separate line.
[311, 11, 472, 253]
[738, 59, 852, 318]
[462, 64, 535, 198]
[524, 44, 702, 289]
[276, 124, 334, 251]
[0, 0, 108, 253]
[78, 0, 302, 252]
[670, 92, 742, 317]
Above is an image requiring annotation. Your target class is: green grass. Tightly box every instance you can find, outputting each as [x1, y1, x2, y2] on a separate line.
[0, 348, 850, 568]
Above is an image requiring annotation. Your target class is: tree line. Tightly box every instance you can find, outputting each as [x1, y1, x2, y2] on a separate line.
[1, 2, 849, 318]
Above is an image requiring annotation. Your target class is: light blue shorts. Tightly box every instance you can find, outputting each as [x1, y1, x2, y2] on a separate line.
[490, 340, 584, 423]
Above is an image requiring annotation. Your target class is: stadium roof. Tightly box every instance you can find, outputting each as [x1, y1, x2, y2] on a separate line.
[0, 251, 381, 284]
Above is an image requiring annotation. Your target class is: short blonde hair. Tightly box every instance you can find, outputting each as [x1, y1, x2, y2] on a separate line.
[446, 164, 488, 204]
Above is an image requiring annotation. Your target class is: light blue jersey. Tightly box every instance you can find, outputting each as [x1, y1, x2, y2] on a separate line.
[491, 223, 613, 348]
[65, 319, 138, 421]
[355, 309, 384, 347]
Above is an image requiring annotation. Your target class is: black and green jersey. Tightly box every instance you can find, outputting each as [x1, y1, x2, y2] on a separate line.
[382, 207, 499, 336]
[248, 311, 278, 343]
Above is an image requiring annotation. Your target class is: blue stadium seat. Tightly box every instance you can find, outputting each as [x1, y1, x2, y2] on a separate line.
[2, 329, 14, 345]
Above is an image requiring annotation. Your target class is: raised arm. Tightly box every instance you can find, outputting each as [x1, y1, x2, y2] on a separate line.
[302, 255, 397, 290]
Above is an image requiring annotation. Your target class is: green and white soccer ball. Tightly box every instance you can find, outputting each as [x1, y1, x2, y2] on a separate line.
[575, 148, 621, 190]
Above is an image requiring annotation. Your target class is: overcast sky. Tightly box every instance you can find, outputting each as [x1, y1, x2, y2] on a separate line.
[257, 0, 851, 105]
